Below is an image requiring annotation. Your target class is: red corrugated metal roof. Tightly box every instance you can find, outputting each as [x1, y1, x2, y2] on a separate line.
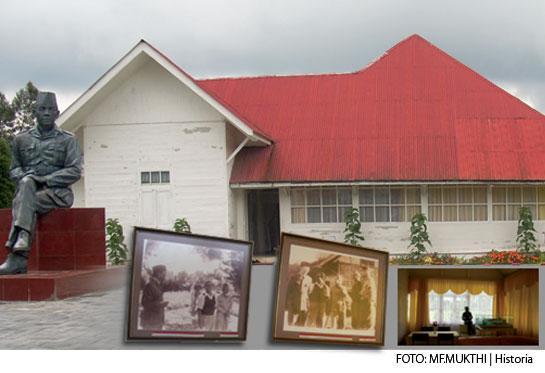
[197, 34, 545, 184]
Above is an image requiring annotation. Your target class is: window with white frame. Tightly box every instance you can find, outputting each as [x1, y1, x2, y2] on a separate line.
[428, 290, 493, 325]
[358, 186, 421, 222]
[141, 171, 170, 185]
[290, 187, 352, 223]
[492, 186, 545, 221]
[428, 186, 487, 222]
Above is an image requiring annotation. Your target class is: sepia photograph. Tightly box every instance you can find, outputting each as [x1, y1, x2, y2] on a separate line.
[273, 233, 388, 345]
[127, 228, 253, 341]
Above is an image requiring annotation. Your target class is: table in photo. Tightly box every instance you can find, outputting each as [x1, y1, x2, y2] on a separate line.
[407, 331, 460, 345]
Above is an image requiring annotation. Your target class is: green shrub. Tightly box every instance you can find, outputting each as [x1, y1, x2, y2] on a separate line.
[517, 207, 538, 253]
[0, 138, 14, 208]
[173, 218, 191, 233]
[408, 213, 431, 258]
[105, 218, 128, 265]
[343, 207, 364, 246]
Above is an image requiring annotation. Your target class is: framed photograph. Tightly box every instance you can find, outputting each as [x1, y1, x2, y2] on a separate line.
[273, 233, 388, 345]
[127, 227, 253, 341]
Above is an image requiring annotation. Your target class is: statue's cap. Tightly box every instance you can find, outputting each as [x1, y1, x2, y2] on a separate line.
[36, 91, 58, 108]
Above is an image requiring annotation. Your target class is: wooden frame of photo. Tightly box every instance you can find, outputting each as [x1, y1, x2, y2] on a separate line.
[272, 233, 388, 346]
[126, 227, 253, 342]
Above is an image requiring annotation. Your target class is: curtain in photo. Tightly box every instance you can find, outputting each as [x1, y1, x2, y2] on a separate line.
[407, 278, 429, 330]
[503, 270, 539, 338]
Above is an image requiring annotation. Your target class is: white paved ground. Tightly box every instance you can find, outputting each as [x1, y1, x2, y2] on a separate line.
[0, 288, 127, 349]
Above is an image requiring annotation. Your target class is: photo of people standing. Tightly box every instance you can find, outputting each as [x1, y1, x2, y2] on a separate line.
[283, 244, 378, 335]
[131, 233, 250, 337]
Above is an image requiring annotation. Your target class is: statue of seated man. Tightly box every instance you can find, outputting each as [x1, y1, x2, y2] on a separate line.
[0, 91, 83, 275]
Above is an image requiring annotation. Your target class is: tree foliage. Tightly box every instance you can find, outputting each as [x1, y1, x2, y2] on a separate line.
[0, 138, 14, 207]
[196, 247, 223, 262]
[0, 82, 39, 140]
[517, 207, 538, 253]
[408, 212, 432, 258]
[220, 250, 244, 291]
[0, 93, 14, 139]
[105, 218, 129, 265]
[343, 207, 365, 246]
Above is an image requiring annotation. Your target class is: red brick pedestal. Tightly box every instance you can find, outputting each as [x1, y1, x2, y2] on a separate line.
[0, 208, 126, 301]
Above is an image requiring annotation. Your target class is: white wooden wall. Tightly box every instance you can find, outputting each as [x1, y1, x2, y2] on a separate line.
[73, 58, 232, 239]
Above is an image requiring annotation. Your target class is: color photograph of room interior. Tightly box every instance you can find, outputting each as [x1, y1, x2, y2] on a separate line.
[397, 268, 539, 346]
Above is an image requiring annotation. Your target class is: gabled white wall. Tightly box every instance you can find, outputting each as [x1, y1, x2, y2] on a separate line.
[75, 57, 233, 239]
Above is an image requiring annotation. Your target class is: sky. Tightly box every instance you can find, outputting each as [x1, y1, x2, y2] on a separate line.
[0, 0, 544, 112]
[143, 239, 226, 274]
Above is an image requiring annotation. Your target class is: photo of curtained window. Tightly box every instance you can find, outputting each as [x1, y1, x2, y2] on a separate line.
[407, 277, 498, 330]
[406, 270, 539, 336]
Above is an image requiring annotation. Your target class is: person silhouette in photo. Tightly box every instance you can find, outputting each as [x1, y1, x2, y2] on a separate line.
[140, 265, 170, 330]
[286, 273, 302, 325]
[330, 275, 352, 329]
[191, 283, 203, 328]
[296, 265, 313, 326]
[140, 265, 186, 330]
[215, 283, 234, 331]
[196, 281, 216, 330]
[462, 306, 476, 335]
[351, 269, 372, 329]
[309, 271, 330, 328]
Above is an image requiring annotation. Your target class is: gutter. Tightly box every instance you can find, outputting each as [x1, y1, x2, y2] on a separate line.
[229, 180, 545, 189]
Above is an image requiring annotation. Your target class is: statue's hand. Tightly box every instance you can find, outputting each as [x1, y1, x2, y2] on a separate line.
[27, 175, 47, 185]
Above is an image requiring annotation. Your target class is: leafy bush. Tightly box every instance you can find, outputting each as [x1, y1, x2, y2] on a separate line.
[173, 218, 191, 233]
[517, 207, 539, 253]
[105, 218, 128, 265]
[343, 208, 364, 246]
[408, 213, 431, 258]
[0, 138, 14, 208]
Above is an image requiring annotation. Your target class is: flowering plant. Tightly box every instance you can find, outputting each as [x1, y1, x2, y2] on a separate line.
[391, 249, 544, 265]
[390, 252, 460, 265]
[465, 250, 542, 265]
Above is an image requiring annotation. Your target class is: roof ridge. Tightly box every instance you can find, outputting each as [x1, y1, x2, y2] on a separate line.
[197, 34, 431, 83]
[200, 33, 542, 119]
[197, 70, 357, 82]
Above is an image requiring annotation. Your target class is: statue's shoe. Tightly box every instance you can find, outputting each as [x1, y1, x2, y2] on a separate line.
[0, 253, 28, 275]
[12, 230, 30, 251]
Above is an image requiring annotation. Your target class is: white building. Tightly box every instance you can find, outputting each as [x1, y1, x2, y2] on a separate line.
[58, 35, 545, 258]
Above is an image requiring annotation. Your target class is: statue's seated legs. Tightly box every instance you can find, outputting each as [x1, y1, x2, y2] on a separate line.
[1, 177, 73, 275]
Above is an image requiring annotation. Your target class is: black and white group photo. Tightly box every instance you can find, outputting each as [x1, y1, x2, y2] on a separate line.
[127, 229, 253, 340]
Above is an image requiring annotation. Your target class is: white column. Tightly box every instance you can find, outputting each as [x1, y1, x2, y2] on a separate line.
[421, 184, 429, 217]
[487, 185, 493, 222]
[279, 187, 292, 233]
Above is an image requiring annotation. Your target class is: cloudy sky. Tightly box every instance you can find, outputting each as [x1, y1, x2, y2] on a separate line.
[1, 0, 544, 112]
